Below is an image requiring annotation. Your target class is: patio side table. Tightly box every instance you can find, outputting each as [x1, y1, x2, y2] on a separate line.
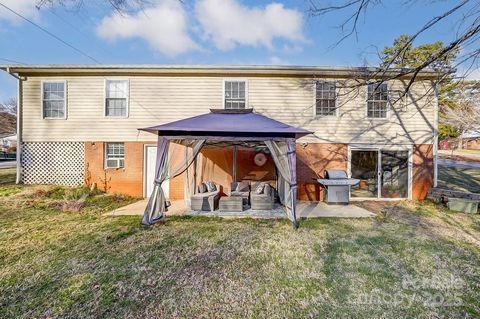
[219, 196, 243, 212]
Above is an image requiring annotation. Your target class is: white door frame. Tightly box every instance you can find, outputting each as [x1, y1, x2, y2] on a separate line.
[143, 144, 156, 198]
[348, 145, 413, 201]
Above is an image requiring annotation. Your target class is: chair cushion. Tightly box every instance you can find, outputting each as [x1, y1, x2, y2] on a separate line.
[236, 181, 249, 192]
[205, 181, 216, 192]
[198, 183, 207, 193]
[254, 182, 265, 194]
[263, 184, 271, 196]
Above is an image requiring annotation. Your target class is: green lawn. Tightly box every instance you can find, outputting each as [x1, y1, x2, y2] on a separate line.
[0, 167, 15, 185]
[1, 169, 480, 318]
[438, 165, 480, 193]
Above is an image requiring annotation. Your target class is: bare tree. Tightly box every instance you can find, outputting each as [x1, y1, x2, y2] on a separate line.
[0, 97, 17, 115]
[441, 85, 480, 148]
[35, 0, 149, 13]
[308, 0, 480, 90]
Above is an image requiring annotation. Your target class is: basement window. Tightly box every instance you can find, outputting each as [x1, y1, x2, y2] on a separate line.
[105, 142, 125, 168]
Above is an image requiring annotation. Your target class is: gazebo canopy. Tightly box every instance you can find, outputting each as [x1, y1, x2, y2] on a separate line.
[140, 109, 312, 139]
[139, 109, 312, 229]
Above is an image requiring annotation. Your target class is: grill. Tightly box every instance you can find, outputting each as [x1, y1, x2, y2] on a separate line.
[317, 170, 360, 204]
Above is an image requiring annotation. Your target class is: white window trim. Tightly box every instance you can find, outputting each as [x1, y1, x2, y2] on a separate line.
[222, 79, 249, 109]
[41, 80, 67, 120]
[104, 78, 130, 118]
[104, 142, 125, 169]
[365, 82, 390, 120]
[313, 80, 339, 118]
[347, 144, 413, 201]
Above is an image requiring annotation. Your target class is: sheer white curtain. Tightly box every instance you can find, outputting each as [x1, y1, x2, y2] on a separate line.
[142, 137, 205, 225]
[265, 139, 298, 228]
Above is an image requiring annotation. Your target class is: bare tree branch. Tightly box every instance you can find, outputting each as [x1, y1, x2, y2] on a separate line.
[0, 98, 17, 115]
[309, 0, 479, 93]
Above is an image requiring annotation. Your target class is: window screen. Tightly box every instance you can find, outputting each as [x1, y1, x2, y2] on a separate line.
[105, 142, 125, 168]
[43, 82, 66, 118]
[106, 80, 128, 117]
[367, 83, 388, 118]
[315, 81, 337, 116]
[224, 81, 246, 109]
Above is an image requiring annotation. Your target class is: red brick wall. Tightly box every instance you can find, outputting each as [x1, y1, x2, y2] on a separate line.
[296, 143, 434, 201]
[84, 141, 434, 201]
[85, 142, 145, 197]
[296, 143, 348, 201]
[412, 144, 434, 200]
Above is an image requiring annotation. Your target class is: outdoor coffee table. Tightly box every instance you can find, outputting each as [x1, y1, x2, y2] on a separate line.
[219, 196, 243, 212]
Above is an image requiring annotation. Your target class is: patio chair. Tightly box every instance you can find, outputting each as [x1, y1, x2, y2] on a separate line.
[191, 182, 220, 211]
[251, 181, 275, 210]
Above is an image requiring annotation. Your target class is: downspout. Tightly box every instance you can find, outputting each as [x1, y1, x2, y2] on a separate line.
[3, 67, 25, 184]
[433, 81, 439, 188]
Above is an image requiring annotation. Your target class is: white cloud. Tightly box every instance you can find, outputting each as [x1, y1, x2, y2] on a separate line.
[195, 0, 305, 51]
[96, 0, 198, 57]
[269, 56, 287, 65]
[0, 0, 39, 23]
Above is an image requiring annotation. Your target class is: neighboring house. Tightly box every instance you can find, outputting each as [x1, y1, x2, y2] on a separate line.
[0, 134, 17, 151]
[0, 65, 438, 201]
[440, 131, 480, 150]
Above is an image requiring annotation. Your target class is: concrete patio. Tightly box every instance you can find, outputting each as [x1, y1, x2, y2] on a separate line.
[105, 199, 376, 218]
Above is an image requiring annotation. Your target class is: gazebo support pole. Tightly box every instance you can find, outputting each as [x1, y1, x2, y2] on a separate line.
[233, 145, 237, 185]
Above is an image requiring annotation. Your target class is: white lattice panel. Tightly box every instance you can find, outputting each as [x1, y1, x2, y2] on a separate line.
[22, 142, 85, 186]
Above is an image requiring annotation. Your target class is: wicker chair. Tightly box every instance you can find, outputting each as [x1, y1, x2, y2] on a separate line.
[191, 182, 220, 211]
[251, 182, 275, 210]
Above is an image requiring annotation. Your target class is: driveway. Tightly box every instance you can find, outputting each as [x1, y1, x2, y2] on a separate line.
[439, 150, 480, 158]
[0, 160, 16, 169]
[438, 158, 480, 170]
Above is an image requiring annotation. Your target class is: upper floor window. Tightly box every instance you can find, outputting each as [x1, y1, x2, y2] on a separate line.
[367, 83, 388, 118]
[315, 81, 337, 116]
[105, 79, 129, 117]
[105, 142, 125, 168]
[42, 81, 66, 119]
[224, 80, 246, 109]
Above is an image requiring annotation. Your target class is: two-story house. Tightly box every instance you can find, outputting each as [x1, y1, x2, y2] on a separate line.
[1, 65, 438, 202]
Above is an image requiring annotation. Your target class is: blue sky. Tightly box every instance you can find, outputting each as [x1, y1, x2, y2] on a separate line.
[0, 0, 478, 101]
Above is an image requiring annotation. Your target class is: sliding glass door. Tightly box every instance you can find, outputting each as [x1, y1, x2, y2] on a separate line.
[351, 150, 378, 198]
[380, 151, 409, 198]
[350, 149, 410, 199]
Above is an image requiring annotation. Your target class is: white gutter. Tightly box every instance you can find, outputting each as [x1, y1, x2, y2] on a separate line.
[0, 64, 443, 79]
[433, 81, 439, 188]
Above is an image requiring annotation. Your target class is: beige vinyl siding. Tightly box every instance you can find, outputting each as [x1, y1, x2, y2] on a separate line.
[21, 75, 435, 145]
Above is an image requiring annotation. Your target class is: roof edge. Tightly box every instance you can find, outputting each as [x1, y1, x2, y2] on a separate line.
[0, 64, 444, 78]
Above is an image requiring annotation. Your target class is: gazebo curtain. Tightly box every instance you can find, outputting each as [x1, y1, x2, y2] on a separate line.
[142, 137, 205, 225]
[265, 140, 298, 228]
[142, 136, 299, 228]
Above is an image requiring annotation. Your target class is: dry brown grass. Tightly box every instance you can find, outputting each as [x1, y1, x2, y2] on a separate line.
[0, 181, 479, 318]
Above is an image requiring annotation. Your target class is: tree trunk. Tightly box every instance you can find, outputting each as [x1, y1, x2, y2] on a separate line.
[458, 130, 465, 150]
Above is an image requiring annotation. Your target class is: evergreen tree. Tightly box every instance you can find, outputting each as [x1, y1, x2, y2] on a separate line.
[381, 35, 461, 140]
